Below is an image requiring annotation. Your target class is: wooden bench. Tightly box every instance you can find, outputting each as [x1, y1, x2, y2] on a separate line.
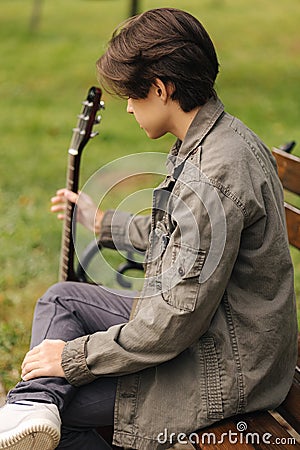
[99, 145, 300, 449]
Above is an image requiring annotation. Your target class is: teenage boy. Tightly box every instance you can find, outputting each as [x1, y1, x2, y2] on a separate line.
[0, 8, 297, 450]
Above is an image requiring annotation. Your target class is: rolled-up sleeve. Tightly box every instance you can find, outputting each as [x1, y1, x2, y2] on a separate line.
[61, 336, 97, 386]
[99, 209, 151, 252]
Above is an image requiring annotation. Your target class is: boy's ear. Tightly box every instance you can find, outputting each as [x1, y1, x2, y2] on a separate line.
[154, 78, 175, 102]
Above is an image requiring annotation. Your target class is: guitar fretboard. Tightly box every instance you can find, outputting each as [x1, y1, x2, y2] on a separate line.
[58, 87, 103, 281]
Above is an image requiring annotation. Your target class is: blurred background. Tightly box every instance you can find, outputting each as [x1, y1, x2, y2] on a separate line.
[1, 0, 299, 392]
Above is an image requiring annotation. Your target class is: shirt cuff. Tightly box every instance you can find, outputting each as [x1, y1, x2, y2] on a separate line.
[98, 209, 134, 251]
[61, 336, 97, 386]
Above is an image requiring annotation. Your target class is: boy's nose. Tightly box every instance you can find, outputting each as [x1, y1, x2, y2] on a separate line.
[127, 99, 134, 114]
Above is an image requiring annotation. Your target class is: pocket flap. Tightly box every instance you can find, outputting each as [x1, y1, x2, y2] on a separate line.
[172, 243, 206, 279]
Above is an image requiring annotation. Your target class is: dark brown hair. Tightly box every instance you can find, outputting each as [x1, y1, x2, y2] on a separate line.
[96, 8, 219, 112]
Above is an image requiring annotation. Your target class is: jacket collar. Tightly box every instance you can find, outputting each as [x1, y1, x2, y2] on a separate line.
[166, 96, 224, 174]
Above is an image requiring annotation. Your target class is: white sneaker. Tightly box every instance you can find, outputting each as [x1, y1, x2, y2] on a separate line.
[0, 401, 61, 449]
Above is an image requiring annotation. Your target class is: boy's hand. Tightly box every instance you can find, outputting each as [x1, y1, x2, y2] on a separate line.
[50, 188, 104, 234]
[21, 339, 66, 381]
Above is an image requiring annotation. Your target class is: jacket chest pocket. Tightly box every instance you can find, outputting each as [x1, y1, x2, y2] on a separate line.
[161, 243, 206, 312]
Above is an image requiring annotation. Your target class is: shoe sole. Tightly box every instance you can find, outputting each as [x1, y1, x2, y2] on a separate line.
[0, 422, 60, 449]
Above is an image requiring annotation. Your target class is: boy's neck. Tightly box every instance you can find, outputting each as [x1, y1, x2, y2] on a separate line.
[169, 104, 201, 141]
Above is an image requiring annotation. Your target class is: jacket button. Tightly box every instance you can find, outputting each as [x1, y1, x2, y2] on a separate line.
[178, 266, 185, 276]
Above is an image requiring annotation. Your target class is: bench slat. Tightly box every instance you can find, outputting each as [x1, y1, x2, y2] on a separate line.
[277, 370, 300, 436]
[272, 148, 300, 195]
[239, 412, 299, 449]
[285, 203, 300, 250]
[276, 337, 300, 435]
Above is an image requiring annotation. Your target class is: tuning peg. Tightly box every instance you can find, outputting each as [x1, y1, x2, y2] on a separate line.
[90, 131, 99, 138]
[78, 114, 90, 121]
[99, 100, 105, 109]
[94, 115, 102, 124]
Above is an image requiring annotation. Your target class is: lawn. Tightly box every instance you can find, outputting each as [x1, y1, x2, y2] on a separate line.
[0, 0, 299, 391]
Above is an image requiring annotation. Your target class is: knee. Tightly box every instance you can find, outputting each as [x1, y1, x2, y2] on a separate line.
[33, 283, 72, 312]
[42, 281, 78, 301]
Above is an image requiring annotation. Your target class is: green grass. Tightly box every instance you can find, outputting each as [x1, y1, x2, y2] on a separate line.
[1, 0, 299, 391]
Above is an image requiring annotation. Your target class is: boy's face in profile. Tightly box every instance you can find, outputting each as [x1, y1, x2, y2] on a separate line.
[126, 81, 174, 140]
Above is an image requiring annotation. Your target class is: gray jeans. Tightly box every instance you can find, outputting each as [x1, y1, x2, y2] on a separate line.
[7, 281, 135, 449]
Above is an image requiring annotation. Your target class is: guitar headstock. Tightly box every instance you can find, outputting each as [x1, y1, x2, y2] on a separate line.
[68, 86, 104, 156]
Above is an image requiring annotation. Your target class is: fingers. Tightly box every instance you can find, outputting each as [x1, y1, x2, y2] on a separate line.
[22, 368, 47, 381]
[51, 188, 79, 204]
[59, 189, 79, 203]
[21, 362, 42, 380]
[50, 189, 79, 218]
[50, 189, 103, 233]
[21, 349, 39, 369]
[21, 340, 66, 381]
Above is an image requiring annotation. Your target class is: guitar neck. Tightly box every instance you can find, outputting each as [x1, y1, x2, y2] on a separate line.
[58, 86, 103, 282]
[59, 153, 81, 281]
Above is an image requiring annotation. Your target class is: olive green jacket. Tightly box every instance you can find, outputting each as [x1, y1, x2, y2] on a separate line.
[62, 97, 298, 449]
